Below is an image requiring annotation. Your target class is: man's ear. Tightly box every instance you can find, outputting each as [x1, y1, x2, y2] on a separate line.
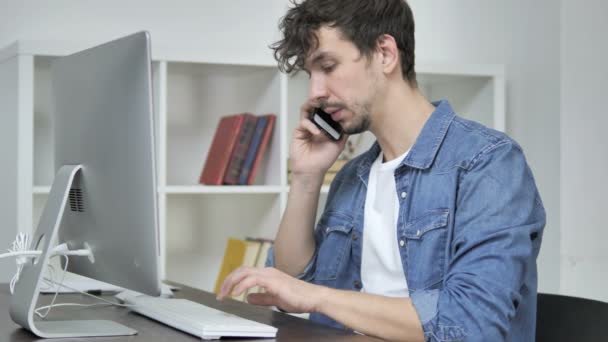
[376, 34, 399, 75]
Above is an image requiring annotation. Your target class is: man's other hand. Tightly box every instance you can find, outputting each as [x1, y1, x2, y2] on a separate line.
[217, 266, 326, 314]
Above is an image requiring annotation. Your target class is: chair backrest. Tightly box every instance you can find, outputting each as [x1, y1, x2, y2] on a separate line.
[537, 293, 608, 342]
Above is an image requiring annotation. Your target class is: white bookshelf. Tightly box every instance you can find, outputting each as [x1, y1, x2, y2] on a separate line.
[0, 39, 505, 290]
[162, 185, 285, 195]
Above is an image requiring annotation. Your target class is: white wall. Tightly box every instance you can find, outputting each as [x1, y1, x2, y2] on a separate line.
[409, 0, 562, 294]
[0, 0, 287, 64]
[0, 58, 19, 279]
[0, 0, 568, 296]
[560, 0, 608, 302]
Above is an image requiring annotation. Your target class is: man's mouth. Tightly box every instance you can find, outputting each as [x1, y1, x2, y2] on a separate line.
[327, 108, 343, 121]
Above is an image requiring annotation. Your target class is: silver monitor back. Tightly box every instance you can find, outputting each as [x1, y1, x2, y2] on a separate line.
[52, 31, 161, 297]
[10, 31, 161, 339]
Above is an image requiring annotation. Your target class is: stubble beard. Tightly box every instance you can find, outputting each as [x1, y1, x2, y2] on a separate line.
[342, 101, 372, 135]
[343, 65, 380, 135]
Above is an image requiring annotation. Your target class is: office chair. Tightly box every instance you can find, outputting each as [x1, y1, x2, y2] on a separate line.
[536, 292, 608, 341]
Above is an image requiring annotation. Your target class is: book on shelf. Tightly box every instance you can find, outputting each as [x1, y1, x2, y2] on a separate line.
[199, 113, 248, 185]
[214, 237, 274, 301]
[223, 113, 258, 185]
[245, 237, 273, 268]
[214, 238, 262, 301]
[238, 114, 276, 185]
[199, 113, 276, 186]
[243, 238, 273, 297]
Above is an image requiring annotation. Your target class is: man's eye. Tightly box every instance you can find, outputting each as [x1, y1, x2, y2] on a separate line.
[321, 64, 335, 73]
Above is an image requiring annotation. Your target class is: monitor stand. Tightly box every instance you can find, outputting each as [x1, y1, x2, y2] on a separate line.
[9, 165, 137, 338]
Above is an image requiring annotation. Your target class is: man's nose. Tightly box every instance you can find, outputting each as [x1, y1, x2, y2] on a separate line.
[308, 74, 328, 103]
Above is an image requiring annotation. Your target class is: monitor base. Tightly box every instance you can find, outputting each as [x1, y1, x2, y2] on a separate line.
[9, 165, 138, 338]
[34, 320, 137, 338]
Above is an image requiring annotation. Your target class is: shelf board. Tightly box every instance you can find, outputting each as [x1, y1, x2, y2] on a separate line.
[2, 41, 504, 77]
[162, 185, 284, 195]
[33, 185, 286, 195]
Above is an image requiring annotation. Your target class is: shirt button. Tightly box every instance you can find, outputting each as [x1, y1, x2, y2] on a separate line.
[353, 280, 362, 289]
[416, 230, 421, 237]
[399, 239, 405, 247]
[352, 233, 359, 241]
[401, 192, 407, 199]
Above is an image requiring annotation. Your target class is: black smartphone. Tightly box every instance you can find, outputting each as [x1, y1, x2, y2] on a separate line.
[310, 108, 343, 141]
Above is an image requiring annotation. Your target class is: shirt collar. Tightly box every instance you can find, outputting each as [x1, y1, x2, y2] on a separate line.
[357, 99, 456, 178]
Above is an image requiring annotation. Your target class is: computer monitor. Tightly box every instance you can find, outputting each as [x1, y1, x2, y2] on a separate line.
[10, 31, 161, 338]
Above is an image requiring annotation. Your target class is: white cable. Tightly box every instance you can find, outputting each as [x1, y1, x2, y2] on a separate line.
[0, 251, 42, 258]
[10, 264, 24, 294]
[35, 254, 69, 319]
[1, 236, 93, 260]
[40, 276, 135, 308]
[36, 278, 135, 310]
[34, 302, 114, 313]
[39, 263, 57, 292]
[4, 232, 131, 317]
[35, 252, 133, 318]
[10, 232, 30, 252]
[34, 266, 134, 318]
[53, 250, 92, 257]
[6, 232, 39, 294]
[6, 250, 80, 294]
[8, 250, 41, 294]
[2, 233, 93, 294]
[48, 243, 92, 257]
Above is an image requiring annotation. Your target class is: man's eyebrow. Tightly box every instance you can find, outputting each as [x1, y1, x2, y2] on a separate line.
[304, 51, 332, 71]
[311, 51, 330, 64]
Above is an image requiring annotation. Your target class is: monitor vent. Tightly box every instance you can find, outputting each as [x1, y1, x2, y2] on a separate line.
[69, 188, 85, 212]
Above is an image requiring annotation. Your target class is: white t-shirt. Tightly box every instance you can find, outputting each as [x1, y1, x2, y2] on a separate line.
[361, 149, 410, 298]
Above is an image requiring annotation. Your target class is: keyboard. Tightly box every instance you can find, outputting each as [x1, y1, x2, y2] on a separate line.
[115, 291, 277, 340]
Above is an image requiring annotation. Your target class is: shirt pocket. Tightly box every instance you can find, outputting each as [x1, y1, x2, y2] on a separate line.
[314, 211, 354, 282]
[403, 208, 450, 289]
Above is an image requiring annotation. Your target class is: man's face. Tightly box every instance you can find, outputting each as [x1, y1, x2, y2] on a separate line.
[303, 27, 383, 135]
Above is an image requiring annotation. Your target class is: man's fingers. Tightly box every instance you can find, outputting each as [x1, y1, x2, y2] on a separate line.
[296, 118, 322, 137]
[246, 292, 277, 306]
[231, 274, 262, 297]
[218, 267, 253, 299]
[299, 100, 320, 120]
[219, 267, 274, 300]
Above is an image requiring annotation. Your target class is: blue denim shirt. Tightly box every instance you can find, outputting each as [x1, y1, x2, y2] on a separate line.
[268, 100, 546, 341]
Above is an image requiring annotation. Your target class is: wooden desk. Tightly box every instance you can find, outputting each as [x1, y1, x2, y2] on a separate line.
[1, 283, 380, 341]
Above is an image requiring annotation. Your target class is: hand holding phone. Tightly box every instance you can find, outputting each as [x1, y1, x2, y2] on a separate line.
[310, 108, 343, 141]
[288, 105, 346, 176]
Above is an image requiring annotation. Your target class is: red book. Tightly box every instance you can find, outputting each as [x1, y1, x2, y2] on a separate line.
[246, 114, 276, 185]
[223, 113, 258, 185]
[199, 114, 246, 185]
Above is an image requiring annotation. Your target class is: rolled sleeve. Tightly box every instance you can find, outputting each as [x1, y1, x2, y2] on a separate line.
[410, 289, 439, 324]
[411, 141, 546, 342]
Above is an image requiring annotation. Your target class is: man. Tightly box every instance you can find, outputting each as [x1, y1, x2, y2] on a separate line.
[217, 0, 546, 341]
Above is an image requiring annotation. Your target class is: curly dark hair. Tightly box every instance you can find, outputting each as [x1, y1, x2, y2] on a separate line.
[270, 0, 417, 86]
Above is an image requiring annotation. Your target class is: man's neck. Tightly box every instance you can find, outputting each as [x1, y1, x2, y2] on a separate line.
[370, 82, 435, 162]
